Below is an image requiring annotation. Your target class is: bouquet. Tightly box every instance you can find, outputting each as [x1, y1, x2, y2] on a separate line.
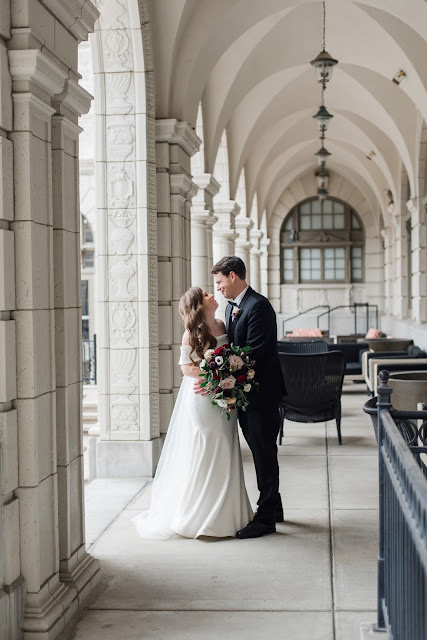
[199, 344, 259, 420]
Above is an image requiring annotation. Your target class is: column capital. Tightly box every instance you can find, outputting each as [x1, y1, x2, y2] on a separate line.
[235, 216, 254, 232]
[193, 173, 221, 198]
[170, 174, 198, 201]
[8, 49, 68, 98]
[52, 78, 93, 119]
[192, 212, 218, 227]
[43, 0, 99, 42]
[156, 119, 201, 157]
[250, 228, 264, 241]
[214, 199, 241, 218]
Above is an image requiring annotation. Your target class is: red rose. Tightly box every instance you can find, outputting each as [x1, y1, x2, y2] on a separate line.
[236, 374, 246, 384]
[214, 347, 223, 355]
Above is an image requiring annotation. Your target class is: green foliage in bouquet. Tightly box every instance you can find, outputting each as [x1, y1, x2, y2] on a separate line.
[199, 343, 259, 421]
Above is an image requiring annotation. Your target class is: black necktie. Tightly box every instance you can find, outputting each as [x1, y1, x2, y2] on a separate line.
[228, 301, 237, 343]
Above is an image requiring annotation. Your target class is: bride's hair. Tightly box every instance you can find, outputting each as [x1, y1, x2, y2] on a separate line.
[179, 287, 217, 360]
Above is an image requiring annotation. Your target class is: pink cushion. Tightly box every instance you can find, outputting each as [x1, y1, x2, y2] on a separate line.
[365, 328, 381, 339]
[290, 328, 323, 337]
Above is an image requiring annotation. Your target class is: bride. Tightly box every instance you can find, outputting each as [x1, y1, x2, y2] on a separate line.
[134, 286, 253, 539]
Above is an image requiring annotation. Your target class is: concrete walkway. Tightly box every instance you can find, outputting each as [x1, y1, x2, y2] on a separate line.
[61, 386, 378, 640]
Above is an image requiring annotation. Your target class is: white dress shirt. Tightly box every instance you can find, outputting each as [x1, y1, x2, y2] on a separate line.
[232, 285, 249, 307]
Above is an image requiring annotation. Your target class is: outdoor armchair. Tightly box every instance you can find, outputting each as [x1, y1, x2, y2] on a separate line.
[278, 351, 346, 445]
[277, 339, 329, 354]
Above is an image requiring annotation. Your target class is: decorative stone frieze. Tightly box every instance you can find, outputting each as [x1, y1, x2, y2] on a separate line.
[93, 0, 160, 478]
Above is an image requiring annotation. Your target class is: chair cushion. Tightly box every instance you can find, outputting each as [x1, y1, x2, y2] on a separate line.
[365, 328, 381, 338]
[346, 362, 362, 374]
[407, 345, 427, 358]
[288, 328, 323, 337]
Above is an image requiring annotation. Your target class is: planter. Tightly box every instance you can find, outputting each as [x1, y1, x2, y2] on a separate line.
[358, 338, 413, 352]
[388, 371, 427, 411]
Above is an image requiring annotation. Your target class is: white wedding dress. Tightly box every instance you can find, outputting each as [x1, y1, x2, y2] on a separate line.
[134, 335, 253, 539]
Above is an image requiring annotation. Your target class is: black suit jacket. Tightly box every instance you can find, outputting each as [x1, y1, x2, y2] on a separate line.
[226, 287, 285, 409]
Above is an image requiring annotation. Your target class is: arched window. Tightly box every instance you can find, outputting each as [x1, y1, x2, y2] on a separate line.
[281, 197, 364, 284]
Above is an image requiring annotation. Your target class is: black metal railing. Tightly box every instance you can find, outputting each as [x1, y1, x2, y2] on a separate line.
[282, 304, 330, 336]
[82, 334, 97, 385]
[365, 371, 427, 639]
[317, 302, 378, 335]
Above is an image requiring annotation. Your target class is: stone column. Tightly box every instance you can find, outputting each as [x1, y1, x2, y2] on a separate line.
[250, 229, 263, 292]
[0, 13, 24, 636]
[408, 198, 427, 323]
[260, 236, 271, 299]
[212, 200, 239, 316]
[156, 120, 201, 431]
[51, 78, 100, 602]
[392, 214, 408, 318]
[191, 174, 220, 292]
[6, 46, 94, 635]
[234, 216, 253, 281]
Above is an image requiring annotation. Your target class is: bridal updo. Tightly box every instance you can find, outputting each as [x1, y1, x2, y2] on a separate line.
[179, 287, 217, 361]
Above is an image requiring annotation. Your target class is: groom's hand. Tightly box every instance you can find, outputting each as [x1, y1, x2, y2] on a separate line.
[193, 380, 209, 395]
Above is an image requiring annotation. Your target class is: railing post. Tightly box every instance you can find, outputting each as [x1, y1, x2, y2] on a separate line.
[93, 333, 97, 385]
[375, 369, 392, 631]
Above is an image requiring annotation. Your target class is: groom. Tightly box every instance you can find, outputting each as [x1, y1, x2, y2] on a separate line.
[211, 256, 285, 538]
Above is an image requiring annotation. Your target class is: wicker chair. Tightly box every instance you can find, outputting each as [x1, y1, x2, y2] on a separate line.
[277, 339, 329, 354]
[278, 351, 346, 444]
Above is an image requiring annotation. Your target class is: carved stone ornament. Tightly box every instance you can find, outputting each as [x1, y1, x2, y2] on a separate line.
[107, 122, 135, 161]
[110, 349, 137, 394]
[111, 302, 136, 344]
[105, 30, 131, 69]
[107, 73, 133, 114]
[110, 257, 136, 300]
[111, 396, 138, 431]
[110, 165, 134, 207]
[109, 209, 135, 254]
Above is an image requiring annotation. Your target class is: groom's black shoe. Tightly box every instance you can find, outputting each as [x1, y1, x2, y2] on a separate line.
[236, 521, 276, 539]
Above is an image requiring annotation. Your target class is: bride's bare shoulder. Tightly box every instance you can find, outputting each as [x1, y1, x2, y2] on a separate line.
[182, 330, 190, 346]
[214, 319, 226, 334]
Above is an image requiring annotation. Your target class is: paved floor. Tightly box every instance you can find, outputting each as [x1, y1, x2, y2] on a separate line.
[61, 385, 379, 640]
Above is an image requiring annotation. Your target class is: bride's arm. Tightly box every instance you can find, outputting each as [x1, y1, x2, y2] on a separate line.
[180, 331, 203, 379]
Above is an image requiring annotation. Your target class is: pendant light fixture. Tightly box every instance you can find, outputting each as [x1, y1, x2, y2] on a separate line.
[310, 2, 338, 89]
[310, 1, 338, 200]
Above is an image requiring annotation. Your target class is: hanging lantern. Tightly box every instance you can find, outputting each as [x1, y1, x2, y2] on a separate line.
[315, 144, 331, 166]
[315, 167, 330, 190]
[311, 1, 338, 89]
[317, 187, 328, 201]
[313, 104, 334, 133]
[311, 50, 338, 87]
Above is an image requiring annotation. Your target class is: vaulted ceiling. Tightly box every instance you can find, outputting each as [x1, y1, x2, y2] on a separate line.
[149, 0, 427, 226]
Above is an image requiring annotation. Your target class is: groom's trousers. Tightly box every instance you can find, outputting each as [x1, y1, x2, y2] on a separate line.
[238, 404, 281, 526]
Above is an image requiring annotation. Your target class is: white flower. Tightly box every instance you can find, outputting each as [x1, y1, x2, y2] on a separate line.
[243, 383, 251, 392]
[247, 369, 255, 379]
[216, 398, 228, 408]
[200, 359, 206, 368]
[204, 348, 215, 359]
[215, 355, 224, 366]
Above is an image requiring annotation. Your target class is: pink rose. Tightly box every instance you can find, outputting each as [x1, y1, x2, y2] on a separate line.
[220, 376, 236, 390]
[229, 354, 244, 371]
